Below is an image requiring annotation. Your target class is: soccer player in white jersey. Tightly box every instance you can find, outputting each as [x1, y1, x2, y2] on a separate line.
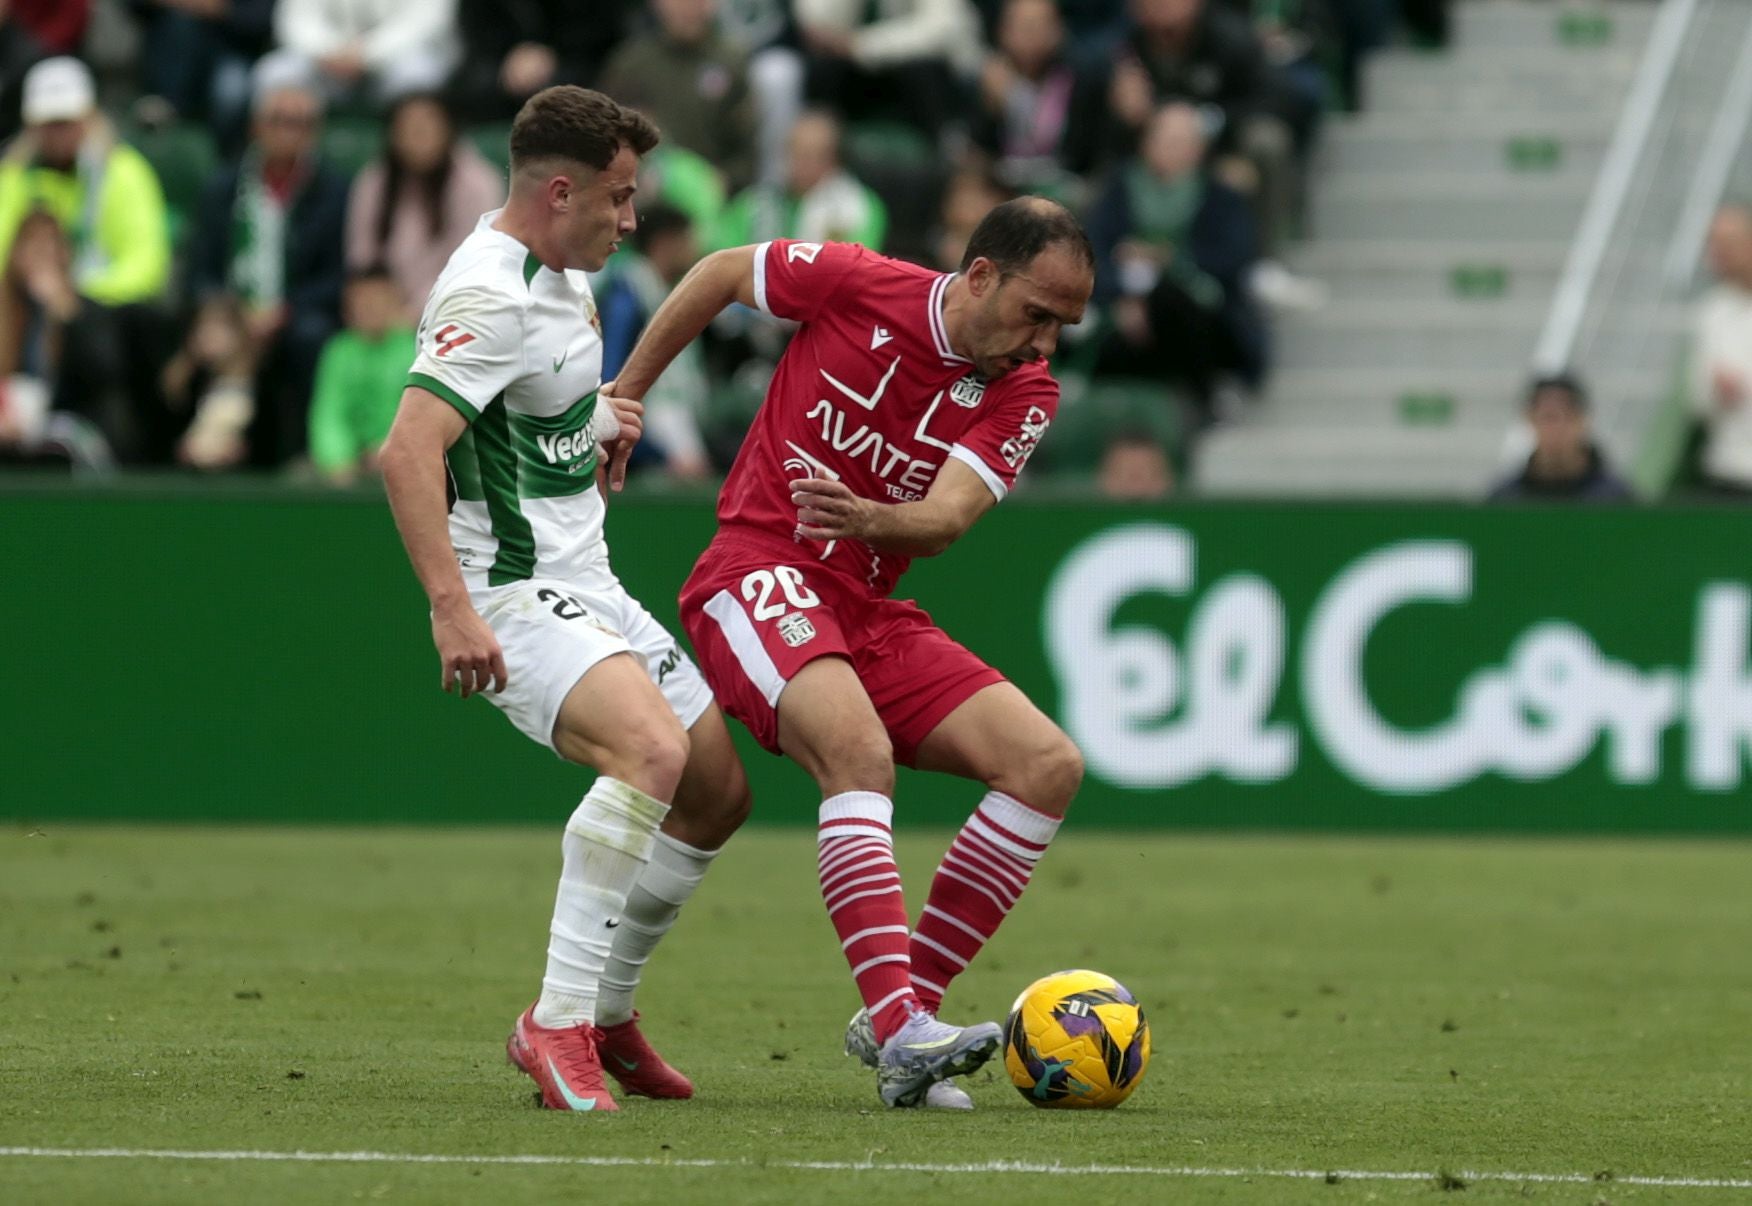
[379, 88, 751, 1114]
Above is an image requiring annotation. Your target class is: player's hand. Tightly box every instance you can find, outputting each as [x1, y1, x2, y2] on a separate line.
[792, 477, 870, 541]
[432, 600, 507, 698]
[599, 381, 644, 492]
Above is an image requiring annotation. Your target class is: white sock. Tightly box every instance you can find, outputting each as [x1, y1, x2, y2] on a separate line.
[595, 831, 720, 1027]
[533, 777, 670, 1029]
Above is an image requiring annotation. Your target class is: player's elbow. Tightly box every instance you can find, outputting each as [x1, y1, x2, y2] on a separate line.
[702, 246, 761, 310]
[916, 504, 983, 556]
[377, 427, 416, 479]
[917, 528, 960, 557]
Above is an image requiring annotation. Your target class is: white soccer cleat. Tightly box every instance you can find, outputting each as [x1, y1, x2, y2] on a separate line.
[873, 1008, 1001, 1109]
[845, 1006, 975, 1109]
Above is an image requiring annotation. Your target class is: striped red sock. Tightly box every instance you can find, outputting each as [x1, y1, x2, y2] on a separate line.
[818, 791, 918, 1043]
[910, 792, 1061, 1014]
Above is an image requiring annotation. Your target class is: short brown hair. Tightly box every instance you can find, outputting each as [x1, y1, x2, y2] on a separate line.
[960, 197, 1094, 276]
[509, 87, 659, 173]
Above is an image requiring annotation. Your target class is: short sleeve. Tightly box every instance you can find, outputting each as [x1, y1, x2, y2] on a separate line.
[947, 371, 1059, 502]
[751, 238, 864, 323]
[405, 286, 526, 423]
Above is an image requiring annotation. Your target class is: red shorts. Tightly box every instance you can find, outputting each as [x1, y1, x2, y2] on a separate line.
[679, 530, 1006, 765]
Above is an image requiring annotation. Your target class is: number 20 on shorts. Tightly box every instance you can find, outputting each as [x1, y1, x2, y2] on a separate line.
[740, 566, 821, 621]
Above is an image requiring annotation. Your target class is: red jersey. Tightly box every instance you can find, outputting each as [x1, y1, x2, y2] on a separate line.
[717, 238, 1058, 597]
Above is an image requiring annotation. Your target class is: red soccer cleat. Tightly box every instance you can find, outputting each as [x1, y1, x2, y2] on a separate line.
[506, 1005, 620, 1113]
[597, 1012, 695, 1099]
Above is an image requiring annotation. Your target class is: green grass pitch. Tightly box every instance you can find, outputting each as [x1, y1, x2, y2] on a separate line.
[4, 825, 1750, 1204]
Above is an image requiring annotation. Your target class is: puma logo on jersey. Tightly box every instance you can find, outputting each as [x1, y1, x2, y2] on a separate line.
[870, 326, 893, 350]
[537, 429, 594, 466]
[434, 324, 476, 357]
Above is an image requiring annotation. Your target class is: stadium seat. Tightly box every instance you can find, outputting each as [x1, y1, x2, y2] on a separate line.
[319, 115, 384, 180]
[1040, 377, 1186, 474]
[842, 120, 944, 264]
[127, 122, 218, 246]
[466, 122, 513, 175]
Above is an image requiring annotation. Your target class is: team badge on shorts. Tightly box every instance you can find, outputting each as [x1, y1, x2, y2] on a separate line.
[778, 611, 818, 648]
[950, 375, 986, 408]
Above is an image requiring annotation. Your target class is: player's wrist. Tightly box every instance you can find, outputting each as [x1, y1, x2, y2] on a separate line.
[429, 588, 474, 617]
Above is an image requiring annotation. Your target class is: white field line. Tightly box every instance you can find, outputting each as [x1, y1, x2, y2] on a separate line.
[1, 1147, 1750, 1190]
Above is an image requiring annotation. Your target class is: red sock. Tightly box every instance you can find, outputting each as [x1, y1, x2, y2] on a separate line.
[818, 791, 917, 1043]
[910, 792, 1061, 1014]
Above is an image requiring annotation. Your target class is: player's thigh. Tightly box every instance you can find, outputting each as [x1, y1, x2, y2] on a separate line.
[551, 652, 689, 800]
[851, 599, 1007, 768]
[592, 586, 748, 841]
[773, 656, 895, 797]
[474, 578, 643, 755]
[665, 703, 753, 851]
[681, 544, 889, 792]
[912, 681, 1085, 816]
[596, 577, 717, 733]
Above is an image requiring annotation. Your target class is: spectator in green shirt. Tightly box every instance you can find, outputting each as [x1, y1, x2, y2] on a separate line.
[307, 266, 415, 484]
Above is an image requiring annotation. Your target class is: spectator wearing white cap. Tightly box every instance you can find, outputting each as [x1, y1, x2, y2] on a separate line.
[0, 56, 173, 458]
[0, 58, 170, 307]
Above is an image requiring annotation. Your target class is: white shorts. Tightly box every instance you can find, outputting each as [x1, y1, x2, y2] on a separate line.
[469, 576, 714, 754]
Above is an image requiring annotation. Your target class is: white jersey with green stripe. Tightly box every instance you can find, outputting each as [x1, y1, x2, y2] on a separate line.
[407, 212, 615, 590]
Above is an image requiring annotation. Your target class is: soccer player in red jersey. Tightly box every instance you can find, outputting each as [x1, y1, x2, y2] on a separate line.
[605, 199, 1094, 1108]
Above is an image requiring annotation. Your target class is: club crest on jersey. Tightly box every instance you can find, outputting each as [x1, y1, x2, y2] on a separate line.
[950, 375, 986, 408]
[777, 611, 817, 648]
[787, 242, 823, 265]
[584, 296, 601, 335]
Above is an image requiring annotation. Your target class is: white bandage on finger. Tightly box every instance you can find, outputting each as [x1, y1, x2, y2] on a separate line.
[589, 395, 624, 447]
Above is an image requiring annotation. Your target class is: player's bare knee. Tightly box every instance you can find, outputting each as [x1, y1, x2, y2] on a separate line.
[1002, 734, 1083, 816]
[675, 762, 753, 849]
[612, 719, 690, 801]
[815, 729, 895, 798]
[716, 771, 754, 838]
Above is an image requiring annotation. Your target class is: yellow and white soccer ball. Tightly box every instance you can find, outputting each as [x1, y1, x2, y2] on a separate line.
[1002, 969, 1151, 1109]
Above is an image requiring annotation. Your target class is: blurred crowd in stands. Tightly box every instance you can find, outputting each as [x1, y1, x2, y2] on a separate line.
[22, 0, 1660, 505]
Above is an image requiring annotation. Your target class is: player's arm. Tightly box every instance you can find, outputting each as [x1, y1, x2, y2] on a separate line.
[792, 458, 997, 557]
[606, 246, 758, 402]
[379, 387, 507, 698]
[597, 247, 753, 488]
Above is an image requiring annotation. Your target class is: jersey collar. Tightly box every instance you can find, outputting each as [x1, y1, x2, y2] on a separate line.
[929, 274, 972, 366]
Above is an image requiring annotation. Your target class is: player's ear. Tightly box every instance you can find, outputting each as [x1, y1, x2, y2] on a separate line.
[548, 173, 575, 212]
[966, 257, 999, 296]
